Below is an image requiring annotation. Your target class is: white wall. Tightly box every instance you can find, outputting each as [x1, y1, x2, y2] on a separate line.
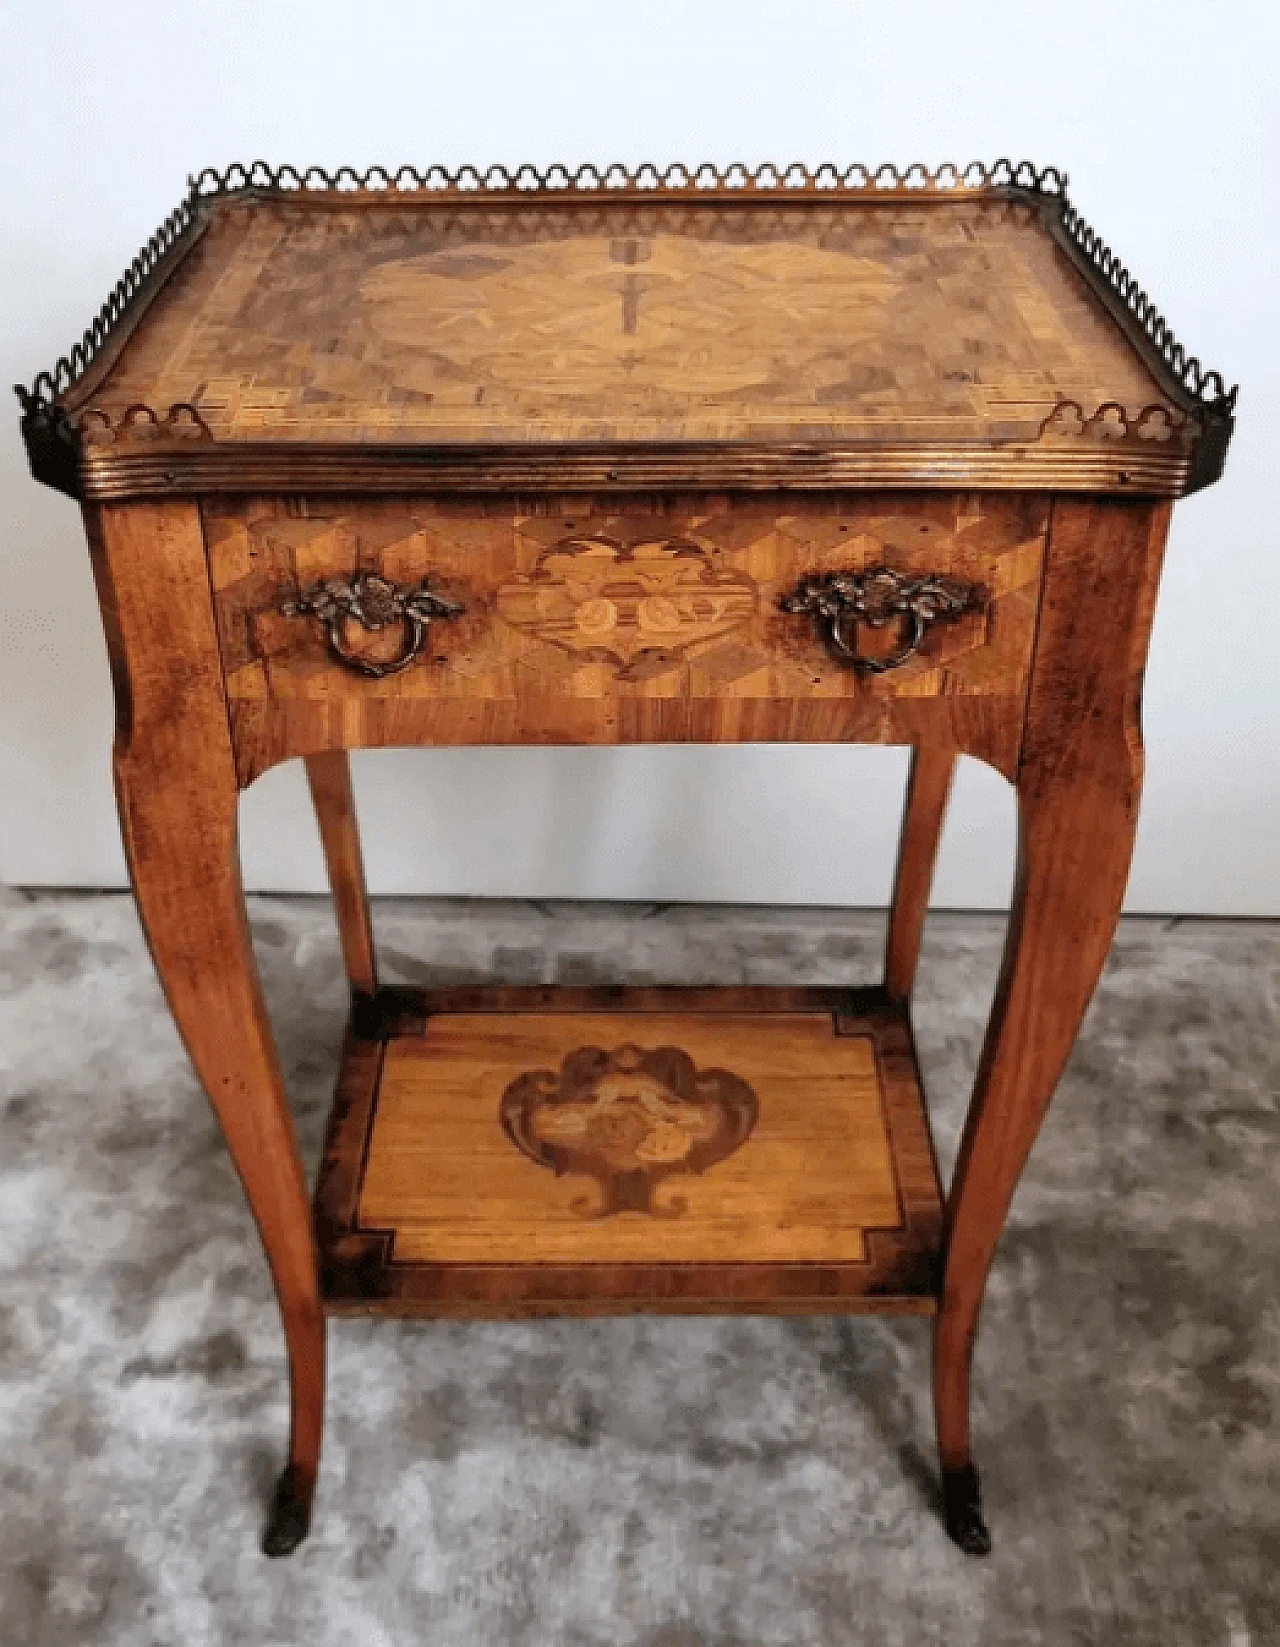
[2, 2, 1277, 911]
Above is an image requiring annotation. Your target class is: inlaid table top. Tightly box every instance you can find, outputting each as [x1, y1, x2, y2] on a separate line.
[70, 199, 1168, 445]
[18, 162, 1235, 500]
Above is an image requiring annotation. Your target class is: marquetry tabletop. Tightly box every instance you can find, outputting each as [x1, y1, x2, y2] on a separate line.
[19, 161, 1234, 500]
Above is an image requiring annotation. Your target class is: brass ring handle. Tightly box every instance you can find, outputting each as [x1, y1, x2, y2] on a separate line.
[780, 566, 977, 674]
[827, 606, 926, 674]
[281, 572, 465, 679]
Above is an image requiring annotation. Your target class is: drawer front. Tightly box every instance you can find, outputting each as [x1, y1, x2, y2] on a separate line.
[208, 495, 1045, 712]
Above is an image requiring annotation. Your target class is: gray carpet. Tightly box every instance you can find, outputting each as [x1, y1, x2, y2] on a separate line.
[0, 889, 1275, 1646]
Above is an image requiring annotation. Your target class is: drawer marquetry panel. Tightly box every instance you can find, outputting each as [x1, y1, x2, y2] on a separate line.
[209, 493, 1044, 712]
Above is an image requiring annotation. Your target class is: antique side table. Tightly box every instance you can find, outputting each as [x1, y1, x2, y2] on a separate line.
[17, 160, 1235, 1559]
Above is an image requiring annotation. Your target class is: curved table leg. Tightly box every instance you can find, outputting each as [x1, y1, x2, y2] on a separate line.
[89, 502, 325, 1556]
[933, 497, 1170, 1555]
[117, 763, 326, 1555]
[934, 768, 1140, 1553]
[304, 751, 378, 999]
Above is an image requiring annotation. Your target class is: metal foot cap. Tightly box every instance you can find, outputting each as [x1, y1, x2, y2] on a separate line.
[942, 1463, 992, 1557]
[262, 1464, 313, 1558]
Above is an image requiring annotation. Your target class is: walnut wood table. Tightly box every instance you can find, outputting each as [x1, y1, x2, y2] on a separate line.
[18, 160, 1235, 1559]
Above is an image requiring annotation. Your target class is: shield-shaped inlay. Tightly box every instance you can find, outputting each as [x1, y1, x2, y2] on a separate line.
[500, 1043, 758, 1218]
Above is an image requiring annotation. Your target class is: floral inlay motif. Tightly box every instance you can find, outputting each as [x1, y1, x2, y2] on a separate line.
[496, 535, 757, 679]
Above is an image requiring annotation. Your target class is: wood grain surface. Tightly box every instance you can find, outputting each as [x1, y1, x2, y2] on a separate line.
[205, 492, 1044, 783]
[315, 987, 944, 1315]
[73, 197, 1170, 450]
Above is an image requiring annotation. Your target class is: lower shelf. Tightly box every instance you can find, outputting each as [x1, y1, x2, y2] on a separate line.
[314, 985, 944, 1317]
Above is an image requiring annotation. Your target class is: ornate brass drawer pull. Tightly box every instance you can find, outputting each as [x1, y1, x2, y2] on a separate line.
[281, 573, 464, 678]
[780, 566, 978, 674]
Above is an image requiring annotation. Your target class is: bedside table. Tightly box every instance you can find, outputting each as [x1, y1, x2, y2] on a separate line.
[17, 159, 1235, 1558]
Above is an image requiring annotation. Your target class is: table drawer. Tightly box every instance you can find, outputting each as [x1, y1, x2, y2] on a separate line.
[209, 495, 1045, 710]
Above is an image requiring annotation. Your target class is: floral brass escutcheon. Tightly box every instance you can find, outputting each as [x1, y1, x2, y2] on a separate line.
[500, 1044, 758, 1218]
[496, 535, 757, 680]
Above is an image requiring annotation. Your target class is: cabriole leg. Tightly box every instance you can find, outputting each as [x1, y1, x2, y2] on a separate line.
[932, 496, 1169, 1555]
[117, 762, 326, 1556]
[88, 501, 325, 1557]
[934, 765, 1139, 1553]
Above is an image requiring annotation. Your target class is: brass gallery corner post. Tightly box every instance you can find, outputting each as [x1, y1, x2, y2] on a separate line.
[18, 159, 1234, 1561]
